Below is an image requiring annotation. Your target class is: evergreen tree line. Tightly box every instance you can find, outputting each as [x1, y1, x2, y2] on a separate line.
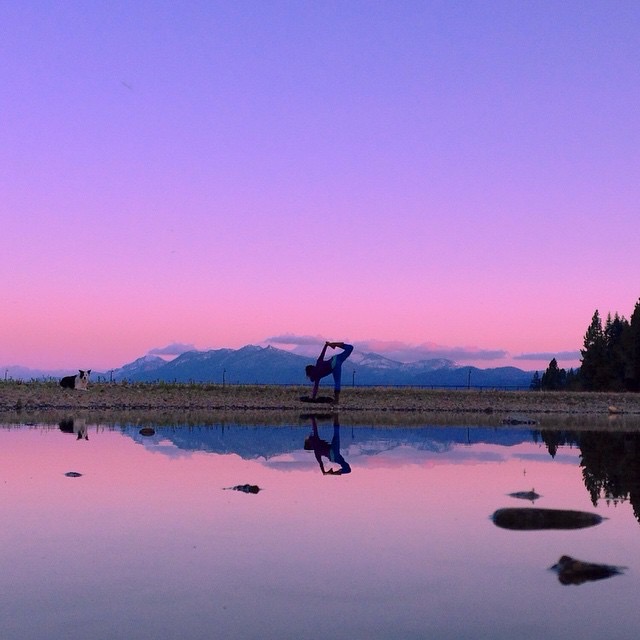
[531, 298, 640, 392]
[537, 429, 640, 524]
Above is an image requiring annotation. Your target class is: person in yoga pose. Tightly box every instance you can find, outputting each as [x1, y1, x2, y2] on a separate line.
[305, 341, 353, 404]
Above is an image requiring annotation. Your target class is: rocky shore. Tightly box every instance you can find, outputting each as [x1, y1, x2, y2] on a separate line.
[2, 381, 640, 428]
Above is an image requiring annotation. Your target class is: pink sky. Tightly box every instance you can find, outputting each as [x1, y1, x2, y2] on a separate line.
[2, 2, 639, 372]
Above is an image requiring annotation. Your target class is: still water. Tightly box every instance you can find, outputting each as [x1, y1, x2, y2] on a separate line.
[2, 417, 639, 640]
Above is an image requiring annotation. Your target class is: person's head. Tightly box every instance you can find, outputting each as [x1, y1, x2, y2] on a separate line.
[305, 364, 316, 380]
[303, 436, 314, 450]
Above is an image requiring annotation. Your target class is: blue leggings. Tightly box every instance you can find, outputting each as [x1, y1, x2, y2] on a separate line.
[330, 344, 354, 391]
[330, 425, 351, 474]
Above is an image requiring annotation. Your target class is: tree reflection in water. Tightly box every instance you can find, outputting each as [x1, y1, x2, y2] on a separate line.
[538, 429, 640, 524]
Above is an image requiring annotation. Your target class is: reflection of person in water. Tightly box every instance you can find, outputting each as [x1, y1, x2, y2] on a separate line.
[305, 342, 353, 404]
[304, 416, 351, 475]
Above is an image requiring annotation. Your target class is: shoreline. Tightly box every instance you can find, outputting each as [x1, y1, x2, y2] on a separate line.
[2, 382, 640, 429]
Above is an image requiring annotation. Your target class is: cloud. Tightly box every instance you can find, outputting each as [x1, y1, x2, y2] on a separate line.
[148, 342, 196, 356]
[266, 334, 326, 347]
[264, 335, 507, 364]
[356, 340, 507, 363]
[513, 351, 581, 362]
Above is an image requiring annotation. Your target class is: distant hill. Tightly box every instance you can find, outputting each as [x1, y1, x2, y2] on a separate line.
[4, 345, 535, 388]
[92, 345, 534, 388]
[1, 365, 70, 381]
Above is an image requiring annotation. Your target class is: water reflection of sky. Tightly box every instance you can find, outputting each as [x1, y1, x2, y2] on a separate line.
[2, 423, 639, 640]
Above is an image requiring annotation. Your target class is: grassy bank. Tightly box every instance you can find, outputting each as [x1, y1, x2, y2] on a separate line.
[2, 381, 640, 428]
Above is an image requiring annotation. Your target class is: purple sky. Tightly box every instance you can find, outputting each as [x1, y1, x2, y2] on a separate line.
[2, 1, 639, 372]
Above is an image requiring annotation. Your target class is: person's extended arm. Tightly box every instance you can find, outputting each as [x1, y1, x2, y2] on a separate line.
[316, 342, 330, 365]
[314, 451, 326, 474]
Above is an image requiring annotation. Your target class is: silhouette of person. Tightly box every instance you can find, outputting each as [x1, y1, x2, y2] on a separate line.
[304, 415, 351, 475]
[305, 342, 353, 404]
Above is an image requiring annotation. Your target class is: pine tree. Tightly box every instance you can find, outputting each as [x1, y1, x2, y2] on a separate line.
[530, 371, 541, 391]
[604, 312, 628, 390]
[541, 358, 566, 390]
[625, 299, 640, 391]
[565, 368, 578, 390]
[580, 310, 608, 390]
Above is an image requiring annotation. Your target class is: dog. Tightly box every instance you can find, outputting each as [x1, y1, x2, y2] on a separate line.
[60, 369, 91, 390]
[58, 418, 88, 440]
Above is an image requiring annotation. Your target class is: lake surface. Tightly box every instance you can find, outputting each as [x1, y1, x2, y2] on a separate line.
[2, 417, 639, 640]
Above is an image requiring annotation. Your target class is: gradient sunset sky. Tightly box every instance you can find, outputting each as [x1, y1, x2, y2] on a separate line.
[2, 1, 639, 372]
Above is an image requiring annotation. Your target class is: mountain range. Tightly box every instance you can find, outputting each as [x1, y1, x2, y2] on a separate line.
[4, 345, 536, 388]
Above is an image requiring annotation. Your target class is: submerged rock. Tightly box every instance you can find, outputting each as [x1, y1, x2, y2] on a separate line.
[492, 507, 603, 530]
[139, 428, 156, 436]
[300, 396, 335, 404]
[502, 416, 536, 425]
[551, 555, 625, 585]
[508, 489, 541, 502]
[224, 484, 261, 494]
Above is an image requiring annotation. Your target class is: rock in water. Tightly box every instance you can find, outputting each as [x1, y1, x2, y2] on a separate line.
[551, 555, 625, 585]
[508, 489, 541, 502]
[492, 507, 603, 530]
[224, 484, 261, 494]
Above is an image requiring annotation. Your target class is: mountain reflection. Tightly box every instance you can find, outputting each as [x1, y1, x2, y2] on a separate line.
[77, 421, 640, 524]
[539, 430, 640, 524]
[127, 424, 533, 460]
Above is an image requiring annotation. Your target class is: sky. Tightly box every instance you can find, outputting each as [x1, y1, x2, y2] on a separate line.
[2, 1, 639, 372]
